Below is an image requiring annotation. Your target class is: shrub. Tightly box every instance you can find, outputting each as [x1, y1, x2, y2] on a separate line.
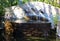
[0, 0, 18, 16]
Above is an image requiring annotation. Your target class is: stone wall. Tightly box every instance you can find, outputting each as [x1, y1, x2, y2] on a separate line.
[11, 22, 51, 37]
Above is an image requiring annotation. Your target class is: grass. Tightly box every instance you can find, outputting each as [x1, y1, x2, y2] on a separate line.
[56, 38, 60, 41]
[25, 36, 56, 41]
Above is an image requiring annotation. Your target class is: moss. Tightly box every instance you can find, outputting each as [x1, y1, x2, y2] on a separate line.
[0, 0, 18, 16]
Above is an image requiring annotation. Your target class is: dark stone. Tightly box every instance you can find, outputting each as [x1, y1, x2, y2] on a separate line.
[11, 22, 51, 37]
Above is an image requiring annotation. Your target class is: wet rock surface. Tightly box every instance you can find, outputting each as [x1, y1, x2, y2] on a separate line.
[11, 22, 51, 37]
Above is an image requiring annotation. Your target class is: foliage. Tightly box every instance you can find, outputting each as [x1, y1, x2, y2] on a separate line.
[0, 0, 60, 16]
[0, 5, 5, 16]
[53, 14, 58, 25]
[0, 0, 18, 16]
[22, 0, 60, 8]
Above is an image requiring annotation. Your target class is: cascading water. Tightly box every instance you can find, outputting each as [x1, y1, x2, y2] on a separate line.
[21, 2, 55, 29]
[5, 1, 60, 29]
